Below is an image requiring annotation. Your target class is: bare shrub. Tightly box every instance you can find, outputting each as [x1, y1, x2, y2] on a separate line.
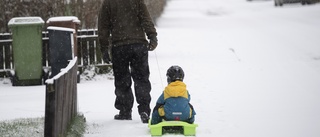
[0, 0, 166, 32]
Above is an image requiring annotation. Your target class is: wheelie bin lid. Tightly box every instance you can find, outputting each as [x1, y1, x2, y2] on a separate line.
[8, 17, 44, 26]
[47, 16, 80, 24]
[47, 26, 75, 33]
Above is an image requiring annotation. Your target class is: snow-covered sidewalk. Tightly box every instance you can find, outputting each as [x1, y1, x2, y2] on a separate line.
[1, 0, 320, 137]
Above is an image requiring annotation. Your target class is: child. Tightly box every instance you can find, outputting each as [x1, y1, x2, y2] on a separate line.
[151, 65, 196, 125]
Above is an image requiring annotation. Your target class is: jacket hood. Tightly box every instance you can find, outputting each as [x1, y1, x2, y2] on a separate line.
[164, 81, 188, 100]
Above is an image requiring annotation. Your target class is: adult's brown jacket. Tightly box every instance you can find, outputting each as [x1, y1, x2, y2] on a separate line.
[98, 0, 157, 54]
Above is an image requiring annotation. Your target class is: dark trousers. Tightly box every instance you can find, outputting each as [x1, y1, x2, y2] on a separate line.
[112, 43, 151, 115]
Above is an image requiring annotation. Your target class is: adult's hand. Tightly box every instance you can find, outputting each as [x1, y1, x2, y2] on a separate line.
[148, 37, 158, 51]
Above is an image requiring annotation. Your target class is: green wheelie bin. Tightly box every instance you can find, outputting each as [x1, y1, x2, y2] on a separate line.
[8, 17, 44, 86]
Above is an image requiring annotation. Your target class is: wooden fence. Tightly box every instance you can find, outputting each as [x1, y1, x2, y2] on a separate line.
[0, 29, 110, 77]
[0, 33, 12, 76]
[44, 57, 78, 137]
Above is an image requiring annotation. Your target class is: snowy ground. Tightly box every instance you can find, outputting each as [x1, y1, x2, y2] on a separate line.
[1, 0, 320, 137]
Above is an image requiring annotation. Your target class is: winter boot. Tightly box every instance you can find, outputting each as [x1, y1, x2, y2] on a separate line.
[114, 110, 132, 120]
[140, 112, 149, 123]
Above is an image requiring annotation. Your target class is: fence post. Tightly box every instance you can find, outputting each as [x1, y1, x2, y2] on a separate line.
[44, 83, 56, 137]
[44, 57, 78, 137]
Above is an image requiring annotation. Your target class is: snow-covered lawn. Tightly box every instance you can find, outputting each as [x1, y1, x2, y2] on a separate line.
[1, 0, 320, 137]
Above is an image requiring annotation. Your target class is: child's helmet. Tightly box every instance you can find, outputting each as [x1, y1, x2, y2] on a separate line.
[166, 65, 184, 84]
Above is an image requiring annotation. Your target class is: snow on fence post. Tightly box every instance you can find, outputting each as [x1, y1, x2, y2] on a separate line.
[44, 57, 78, 137]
